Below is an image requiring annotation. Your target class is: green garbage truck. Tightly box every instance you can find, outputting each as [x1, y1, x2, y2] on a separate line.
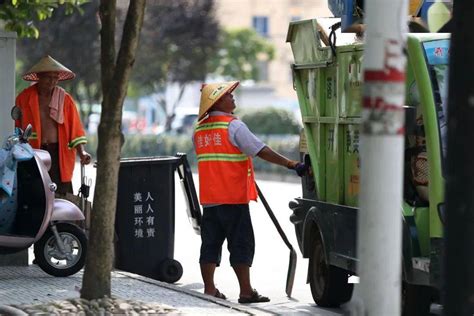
[286, 18, 449, 315]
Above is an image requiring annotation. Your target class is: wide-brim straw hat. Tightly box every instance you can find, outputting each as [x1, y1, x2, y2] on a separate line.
[198, 81, 239, 121]
[23, 55, 75, 81]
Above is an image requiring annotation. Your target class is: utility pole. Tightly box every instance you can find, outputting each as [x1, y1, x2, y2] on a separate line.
[356, 0, 408, 314]
[444, 1, 474, 315]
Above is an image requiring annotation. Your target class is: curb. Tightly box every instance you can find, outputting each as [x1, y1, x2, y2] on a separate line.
[0, 305, 28, 316]
[115, 270, 275, 315]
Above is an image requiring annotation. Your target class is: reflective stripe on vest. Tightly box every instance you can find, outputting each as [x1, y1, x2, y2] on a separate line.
[197, 153, 248, 162]
[195, 122, 230, 132]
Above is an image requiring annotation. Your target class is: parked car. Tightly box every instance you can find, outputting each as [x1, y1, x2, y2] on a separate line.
[169, 107, 198, 135]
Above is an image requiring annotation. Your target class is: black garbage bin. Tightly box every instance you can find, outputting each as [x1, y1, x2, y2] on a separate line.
[115, 156, 183, 283]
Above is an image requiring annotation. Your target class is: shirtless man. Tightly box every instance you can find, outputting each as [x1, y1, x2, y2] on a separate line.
[15, 55, 91, 195]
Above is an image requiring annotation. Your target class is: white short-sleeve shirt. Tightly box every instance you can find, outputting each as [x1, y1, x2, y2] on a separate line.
[208, 111, 266, 157]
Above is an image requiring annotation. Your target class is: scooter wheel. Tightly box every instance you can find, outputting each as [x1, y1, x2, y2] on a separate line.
[34, 223, 87, 277]
[158, 258, 183, 283]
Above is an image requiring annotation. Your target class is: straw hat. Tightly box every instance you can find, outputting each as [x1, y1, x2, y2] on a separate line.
[198, 81, 239, 121]
[23, 55, 75, 81]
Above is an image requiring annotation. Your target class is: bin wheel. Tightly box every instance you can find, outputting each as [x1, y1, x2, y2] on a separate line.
[309, 233, 353, 307]
[159, 258, 183, 283]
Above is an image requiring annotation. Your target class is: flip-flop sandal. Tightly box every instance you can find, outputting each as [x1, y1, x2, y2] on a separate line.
[238, 289, 270, 304]
[213, 289, 227, 300]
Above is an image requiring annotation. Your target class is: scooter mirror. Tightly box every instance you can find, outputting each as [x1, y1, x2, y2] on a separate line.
[11, 106, 22, 121]
[23, 124, 33, 142]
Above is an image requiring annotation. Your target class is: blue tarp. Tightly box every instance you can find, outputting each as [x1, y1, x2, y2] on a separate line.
[327, 0, 357, 31]
[0, 133, 34, 234]
[0, 139, 34, 197]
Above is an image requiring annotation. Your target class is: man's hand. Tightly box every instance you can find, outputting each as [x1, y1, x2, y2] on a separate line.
[79, 150, 92, 165]
[287, 160, 308, 177]
[294, 162, 307, 177]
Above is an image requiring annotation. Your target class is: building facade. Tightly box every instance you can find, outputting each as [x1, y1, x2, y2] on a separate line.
[214, 0, 330, 104]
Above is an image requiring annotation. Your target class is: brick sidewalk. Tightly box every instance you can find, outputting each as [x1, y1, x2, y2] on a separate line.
[0, 265, 270, 315]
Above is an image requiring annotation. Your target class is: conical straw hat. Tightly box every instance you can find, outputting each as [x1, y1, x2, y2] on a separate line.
[23, 55, 75, 81]
[198, 81, 239, 121]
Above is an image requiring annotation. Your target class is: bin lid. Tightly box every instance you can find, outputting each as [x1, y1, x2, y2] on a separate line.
[287, 18, 362, 65]
[120, 156, 180, 166]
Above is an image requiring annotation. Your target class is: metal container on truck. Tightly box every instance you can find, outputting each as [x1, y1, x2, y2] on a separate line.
[287, 18, 449, 315]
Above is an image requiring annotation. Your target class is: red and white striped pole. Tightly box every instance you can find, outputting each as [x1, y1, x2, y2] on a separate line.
[356, 0, 408, 314]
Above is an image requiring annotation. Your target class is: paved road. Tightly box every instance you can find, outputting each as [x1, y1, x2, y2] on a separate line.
[74, 163, 345, 315]
[75, 162, 447, 315]
[173, 175, 345, 315]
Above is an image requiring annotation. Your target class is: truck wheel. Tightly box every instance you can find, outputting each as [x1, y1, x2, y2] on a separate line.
[309, 235, 353, 307]
[402, 282, 431, 316]
[34, 223, 87, 277]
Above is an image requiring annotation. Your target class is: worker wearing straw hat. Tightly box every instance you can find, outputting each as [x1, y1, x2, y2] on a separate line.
[15, 55, 91, 195]
[193, 81, 307, 303]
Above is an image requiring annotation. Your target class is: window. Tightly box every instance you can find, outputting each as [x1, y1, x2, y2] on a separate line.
[252, 16, 269, 37]
[422, 39, 450, 167]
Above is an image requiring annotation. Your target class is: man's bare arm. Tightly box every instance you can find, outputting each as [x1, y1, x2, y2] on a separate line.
[256, 146, 298, 169]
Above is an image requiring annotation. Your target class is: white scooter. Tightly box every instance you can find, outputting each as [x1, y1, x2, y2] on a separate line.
[0, 106, 87, 277]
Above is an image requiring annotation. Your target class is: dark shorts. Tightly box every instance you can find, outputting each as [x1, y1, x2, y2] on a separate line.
[199, 204, 255, 267]
[40, 143, 73, 196]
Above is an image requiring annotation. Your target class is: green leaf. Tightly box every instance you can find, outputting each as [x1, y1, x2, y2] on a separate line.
[208, 28, 274, 81]
[0, 0, 87, 38]
[31, 26, 39, 39]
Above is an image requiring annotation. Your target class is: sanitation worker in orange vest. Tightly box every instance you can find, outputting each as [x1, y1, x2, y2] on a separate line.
[15, 55, 91, 196]
[194, 81, 306, 303]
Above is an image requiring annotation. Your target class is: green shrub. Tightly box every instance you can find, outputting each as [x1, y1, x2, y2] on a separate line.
[86, 133, 195, 160]
[239, 107, 300, 135]
[85, 133, 299, 175]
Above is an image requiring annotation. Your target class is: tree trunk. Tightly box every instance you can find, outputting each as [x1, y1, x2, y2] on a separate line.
[165, 84, 186, 131]
[81, 0, 145, 300]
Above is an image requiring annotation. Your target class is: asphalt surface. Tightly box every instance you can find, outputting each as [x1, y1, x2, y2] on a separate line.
[0, 164, 444, 315]
[0, 165, 343, 316]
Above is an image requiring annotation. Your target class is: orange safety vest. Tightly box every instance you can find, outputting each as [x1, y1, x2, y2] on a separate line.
[194, 115, 257, 204]
[15, 84, 87, 182]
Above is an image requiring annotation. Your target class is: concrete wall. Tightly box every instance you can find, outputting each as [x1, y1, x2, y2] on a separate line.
[0, 31, 16, 140]
[0, 32, 26, 266]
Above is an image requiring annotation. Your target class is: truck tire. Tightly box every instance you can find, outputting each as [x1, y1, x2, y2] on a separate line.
[309, 235, 353, 307]
[402, 282, 431, 316]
